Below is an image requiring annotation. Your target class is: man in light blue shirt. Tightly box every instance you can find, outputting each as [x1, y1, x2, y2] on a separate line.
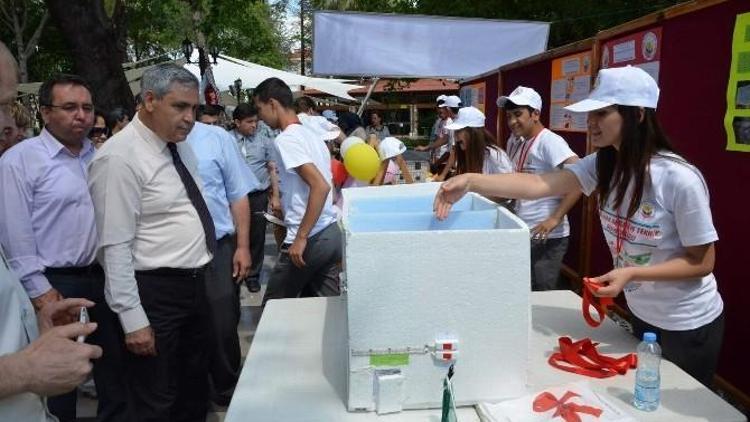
[0, 41, 105, 422]
[0, 74, 128, 421]
[231, 103, 280, 293]
[186, 121, 256, 406]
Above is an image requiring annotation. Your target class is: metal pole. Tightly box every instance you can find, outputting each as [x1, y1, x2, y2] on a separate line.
[357, 77, 379, 117]
[300, 1, 306, 76]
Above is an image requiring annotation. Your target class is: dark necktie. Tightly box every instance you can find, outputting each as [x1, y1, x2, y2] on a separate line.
[167, 142, 217, 256]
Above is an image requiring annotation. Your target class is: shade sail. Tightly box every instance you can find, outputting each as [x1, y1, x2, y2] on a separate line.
[313, 11, 549, 78]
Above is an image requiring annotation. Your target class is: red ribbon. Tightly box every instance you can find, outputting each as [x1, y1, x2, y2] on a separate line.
[582, 277, 614, 327]
[548, 336, 637, 379]
[533, 391, 603, 422]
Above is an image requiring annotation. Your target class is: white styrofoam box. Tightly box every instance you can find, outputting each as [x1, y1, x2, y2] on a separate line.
[341, 183, 531, 412]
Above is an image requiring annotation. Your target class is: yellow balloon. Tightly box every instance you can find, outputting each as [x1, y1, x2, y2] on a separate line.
[344, 143, 380, 182]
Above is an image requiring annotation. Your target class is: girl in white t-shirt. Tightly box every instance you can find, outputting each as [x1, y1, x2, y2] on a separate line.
[433, 66, 724, 387]
[446, 107, 513, 176]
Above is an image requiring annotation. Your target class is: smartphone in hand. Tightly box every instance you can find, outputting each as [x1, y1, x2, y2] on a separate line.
[77, 307, 89, 343]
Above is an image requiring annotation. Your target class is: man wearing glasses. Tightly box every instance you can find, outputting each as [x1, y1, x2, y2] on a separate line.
[0, 74, 128, 421]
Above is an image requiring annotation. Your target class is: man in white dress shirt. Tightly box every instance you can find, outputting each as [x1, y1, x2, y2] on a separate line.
[89, 63, 214, 420]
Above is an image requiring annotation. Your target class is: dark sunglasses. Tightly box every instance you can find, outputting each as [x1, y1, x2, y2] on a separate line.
[89, 127, 110, 137]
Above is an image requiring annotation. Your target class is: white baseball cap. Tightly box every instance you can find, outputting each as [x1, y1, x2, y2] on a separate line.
[439, 95, 462, 108]
[445, 106, 485, 130]
[340, 136, 365, 157]
[436, 94, 448, 103]
[497, 86, 543, 111]
[565, 65, 659, 112]
[378, 137, 407, 160]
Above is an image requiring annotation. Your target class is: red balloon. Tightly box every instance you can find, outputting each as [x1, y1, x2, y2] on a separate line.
[331, 158, 348, 187]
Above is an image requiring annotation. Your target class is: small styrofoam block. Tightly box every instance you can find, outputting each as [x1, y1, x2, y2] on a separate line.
[348, 367, 375, 412]
[375, 371, 404, 415]
[342, 183, 531, 411]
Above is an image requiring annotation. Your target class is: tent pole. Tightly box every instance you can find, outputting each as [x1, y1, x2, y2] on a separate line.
[356, 77, 379, 117]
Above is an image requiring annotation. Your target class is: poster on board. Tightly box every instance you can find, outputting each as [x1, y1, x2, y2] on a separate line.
[550, 51, 592, 132]
[725, 12, 750, 152]
[460, 82, 486, 113]
[600, 27, 662, 82]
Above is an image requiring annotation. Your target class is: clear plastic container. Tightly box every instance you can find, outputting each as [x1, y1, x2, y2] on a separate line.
[633, 332, 661, 411]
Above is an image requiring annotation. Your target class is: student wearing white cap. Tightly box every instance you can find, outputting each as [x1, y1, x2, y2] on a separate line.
[372, 136, 413, 185]
[496, 86, 581, 291]
[416, 95, 461, 179]
[446, 106, 513, 176]
[429, 94, 448, 141]
[434, 66, 724, 387]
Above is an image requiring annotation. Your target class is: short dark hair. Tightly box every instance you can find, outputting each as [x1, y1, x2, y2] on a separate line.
[233, 103, 257, 121]
[94, 109, 107, 122]
[39, 74, 93, 107]
[197, 104, 223, 118]
[293, 96, 316, 113]
[337, 112, 363, 136]
[502, 100, 535, 114]
[107, 107, 129, 129]
[134, 93, 143, 105]
[254, 77, 293, 108]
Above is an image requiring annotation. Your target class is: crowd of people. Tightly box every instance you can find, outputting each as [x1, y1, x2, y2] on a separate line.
[0, 34, 725, 422]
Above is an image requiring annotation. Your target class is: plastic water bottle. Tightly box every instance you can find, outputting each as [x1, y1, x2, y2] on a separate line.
[633, 332, 661, 411]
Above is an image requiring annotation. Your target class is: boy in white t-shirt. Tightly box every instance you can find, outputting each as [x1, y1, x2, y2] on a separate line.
[253, 78, 341, 304]
[497, 86, 581, 291]
[416, 95, 460, 179]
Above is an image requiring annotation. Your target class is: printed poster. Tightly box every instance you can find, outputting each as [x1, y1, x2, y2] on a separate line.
[459, 82, 486, 113]
[550, 51, 592, 132]
[725, 12, 750, 152]
[600, 27, 662, 82]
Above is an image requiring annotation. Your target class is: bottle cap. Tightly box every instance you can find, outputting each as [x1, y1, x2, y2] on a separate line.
[643, 332, 657, 343]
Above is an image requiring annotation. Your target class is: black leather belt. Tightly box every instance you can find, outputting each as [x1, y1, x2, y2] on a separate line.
[45, 263, 102, 276]
[135, 266, 207, 277]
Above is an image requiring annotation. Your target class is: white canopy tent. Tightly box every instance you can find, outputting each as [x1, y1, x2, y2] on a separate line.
[18, 54, 362, 102]
[16, 58, 187, 97]
[184, 53, 363, 101]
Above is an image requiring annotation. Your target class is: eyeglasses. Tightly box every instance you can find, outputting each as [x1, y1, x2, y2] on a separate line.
[89, 127, 110, 137]
[44, 103, 95, 114]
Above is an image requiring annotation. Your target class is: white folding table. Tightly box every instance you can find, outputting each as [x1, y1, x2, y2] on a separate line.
[226, 291, 745, 421]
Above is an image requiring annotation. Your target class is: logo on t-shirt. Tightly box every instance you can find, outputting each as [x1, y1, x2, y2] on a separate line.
[624, 282, 640, 293]
[639, 202, 655, 220]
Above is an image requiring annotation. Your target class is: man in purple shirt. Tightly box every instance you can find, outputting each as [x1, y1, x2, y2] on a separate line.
[0, 75, 129, 421]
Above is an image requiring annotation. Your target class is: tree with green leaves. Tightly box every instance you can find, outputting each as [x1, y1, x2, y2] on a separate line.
[19, 0, 290, 115]
[0, 0, 50, 83]
[44, 0, 134, 113]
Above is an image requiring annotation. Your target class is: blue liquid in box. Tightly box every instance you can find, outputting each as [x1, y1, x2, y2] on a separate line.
[346, 195, 509, 233]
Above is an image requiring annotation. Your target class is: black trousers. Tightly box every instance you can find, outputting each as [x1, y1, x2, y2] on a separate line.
[127, 267, 210, 422]
[632, 311, 725, 388]
[529, 237, 569, 291]
[45, 265, 132, 422]
[205, 235, 241, 404]
[246, 189, 269, 286]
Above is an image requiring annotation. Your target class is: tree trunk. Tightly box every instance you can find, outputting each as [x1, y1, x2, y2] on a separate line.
[43, 0, 134, 115]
